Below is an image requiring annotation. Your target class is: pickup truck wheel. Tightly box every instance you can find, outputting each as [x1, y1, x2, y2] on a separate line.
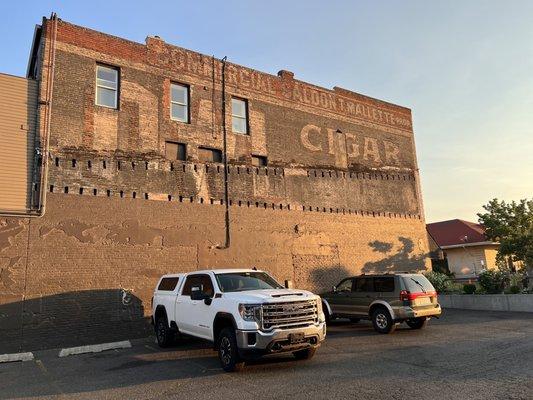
[217, 328, 244, 372]
[155, 316, 174, 348]
[293, 347, 317, 360]
[371, 307, 396, 334]
[406, 317, 428, 329]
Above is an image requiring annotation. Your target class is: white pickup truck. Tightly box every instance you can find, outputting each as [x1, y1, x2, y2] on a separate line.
[151, 269, 326, 372]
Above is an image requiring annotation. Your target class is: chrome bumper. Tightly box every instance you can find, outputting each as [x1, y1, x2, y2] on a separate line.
[235, 322, 326, 354]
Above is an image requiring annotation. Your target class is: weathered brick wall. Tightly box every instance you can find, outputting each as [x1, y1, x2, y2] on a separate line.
[0, 18, 429, 352]
[0, 194, 428, 352]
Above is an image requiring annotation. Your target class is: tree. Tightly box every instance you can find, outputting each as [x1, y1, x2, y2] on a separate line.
[477, 198, 533, 271]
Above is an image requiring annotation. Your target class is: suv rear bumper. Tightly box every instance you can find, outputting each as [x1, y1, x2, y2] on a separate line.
[395, 304, 442, 320]
[235, 322, 326, 357]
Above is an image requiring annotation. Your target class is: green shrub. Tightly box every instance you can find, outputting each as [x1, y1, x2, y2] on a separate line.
[463, 284, 476, 294]
[478, 270, 507, 294]
[509, 285, 521, 294]
[423, 271, 451, 293]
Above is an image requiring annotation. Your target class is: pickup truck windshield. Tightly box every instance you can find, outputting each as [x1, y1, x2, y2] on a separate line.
[215, 272, 284, 292]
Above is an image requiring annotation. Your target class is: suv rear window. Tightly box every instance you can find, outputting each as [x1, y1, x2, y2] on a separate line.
[403, 275, 435, 292]
[374, 277, 395, 292]
[157, 277, 179, 291]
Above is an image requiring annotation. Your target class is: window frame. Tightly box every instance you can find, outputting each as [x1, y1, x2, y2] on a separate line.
[95, 64, 119, 109]
[231, 97, 249, 135]
[170, 82, 190, 123]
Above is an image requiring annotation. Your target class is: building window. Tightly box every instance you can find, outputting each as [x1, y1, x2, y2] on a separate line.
[171, 83, 189, 123]
[165, 141, 186, 161]
[252, 155, 267, 167]
[231, 97, 248, 134]
[96, 65, 119, 108]
[198, 147, 222, 163]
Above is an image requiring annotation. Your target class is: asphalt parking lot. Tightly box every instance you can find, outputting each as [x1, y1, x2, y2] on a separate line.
[1, 309, 532, 400]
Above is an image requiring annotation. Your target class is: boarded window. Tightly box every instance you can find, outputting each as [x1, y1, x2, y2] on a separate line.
[231, 97, 248, 134]
[198, 147, 222, 163]
[252, 155, 267, 167]
[165, 141, 186, 161]
[157, 277, 180, 291]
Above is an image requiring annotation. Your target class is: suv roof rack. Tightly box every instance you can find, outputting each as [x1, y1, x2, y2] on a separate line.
[384, 271, 412, 274]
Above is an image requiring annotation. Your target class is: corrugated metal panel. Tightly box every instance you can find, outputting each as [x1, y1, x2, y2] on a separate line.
[0, 73, 39, 212]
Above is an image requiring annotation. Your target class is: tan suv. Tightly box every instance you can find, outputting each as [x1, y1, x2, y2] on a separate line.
[320, 273, 442, 334]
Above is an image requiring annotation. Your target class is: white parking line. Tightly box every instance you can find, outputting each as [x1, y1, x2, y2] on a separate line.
[58, 340, 132, 357]
[0, 352, 34, 363]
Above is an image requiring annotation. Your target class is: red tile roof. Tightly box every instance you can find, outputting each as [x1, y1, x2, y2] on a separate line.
[426, 219, 489, 247]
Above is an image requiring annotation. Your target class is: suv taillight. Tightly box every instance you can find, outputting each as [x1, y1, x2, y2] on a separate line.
[400, 290, 410, 302]
[400, 290, 437, 304]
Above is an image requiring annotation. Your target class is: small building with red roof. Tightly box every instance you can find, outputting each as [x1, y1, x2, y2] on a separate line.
[426, 219, 499, 279]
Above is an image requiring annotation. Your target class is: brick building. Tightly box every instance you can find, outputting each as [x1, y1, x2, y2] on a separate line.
[0, 15, 429, 352]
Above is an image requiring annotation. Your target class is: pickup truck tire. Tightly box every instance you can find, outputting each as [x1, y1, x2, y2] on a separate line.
[293, 347, 317, 360]
[155, 315, 175, 348]
[217, 327, 244, 372]
[406, 317, 428, 329]
[371, 307, 396, 334]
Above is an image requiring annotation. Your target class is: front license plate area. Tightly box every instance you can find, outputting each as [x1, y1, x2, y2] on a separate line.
[289, 333, 305, 344]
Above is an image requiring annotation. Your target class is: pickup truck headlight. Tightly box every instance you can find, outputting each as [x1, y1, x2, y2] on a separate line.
[316, 298, 325, 322]
[238, 304, 262, 322]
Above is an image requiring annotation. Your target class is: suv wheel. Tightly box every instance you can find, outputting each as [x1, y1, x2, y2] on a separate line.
[155, 315, 174, 348]
[217, 328, 245, 372]
[293, 347, 317, 360]
[406, 317, 428, 330]
[371, 307, 396, 334]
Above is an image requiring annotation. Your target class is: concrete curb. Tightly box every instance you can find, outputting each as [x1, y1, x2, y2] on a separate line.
[0, 352, 34, 363]
[440, 294, 533, 312]
[58, 340, 132, 357]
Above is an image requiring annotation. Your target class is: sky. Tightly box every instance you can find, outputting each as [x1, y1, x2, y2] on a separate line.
[1, 1, 532, 223]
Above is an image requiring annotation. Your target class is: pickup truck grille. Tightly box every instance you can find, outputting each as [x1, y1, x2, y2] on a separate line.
[261, 300, 318, 330]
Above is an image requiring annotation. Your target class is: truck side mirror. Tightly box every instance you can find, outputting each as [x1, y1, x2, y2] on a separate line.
[332, 285, 337, 292]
